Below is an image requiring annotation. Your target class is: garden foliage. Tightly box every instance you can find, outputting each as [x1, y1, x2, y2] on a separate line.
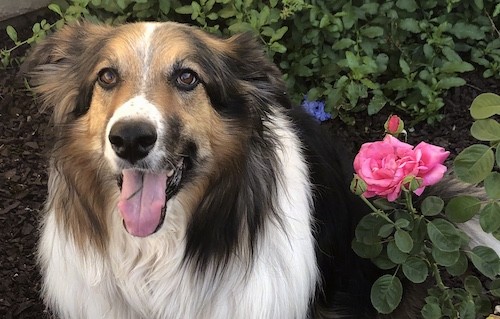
[1, 0, 500, 124]
[2, 0, 500, 316]
[351, 94, 500, 318]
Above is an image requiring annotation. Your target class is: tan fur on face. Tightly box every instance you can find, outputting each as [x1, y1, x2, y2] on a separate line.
[27, 21, 254, 251]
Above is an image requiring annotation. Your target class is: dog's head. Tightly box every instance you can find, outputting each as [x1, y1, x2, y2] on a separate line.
[25, 22, 289, 241]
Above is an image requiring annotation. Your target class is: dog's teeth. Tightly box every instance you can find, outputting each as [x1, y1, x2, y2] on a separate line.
[167, 169, 175, 177]
[177, 158, 184, 168]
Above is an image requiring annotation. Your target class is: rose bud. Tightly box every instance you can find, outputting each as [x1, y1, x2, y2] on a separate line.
[384, 115, 404, 136]
[350, 174, 367, 196]
[401, 175, 423, 193]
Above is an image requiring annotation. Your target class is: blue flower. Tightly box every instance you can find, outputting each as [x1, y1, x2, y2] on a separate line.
[301, 98, 331, 122]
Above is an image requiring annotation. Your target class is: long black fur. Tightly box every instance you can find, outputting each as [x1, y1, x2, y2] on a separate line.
[180, 30, 379, 315]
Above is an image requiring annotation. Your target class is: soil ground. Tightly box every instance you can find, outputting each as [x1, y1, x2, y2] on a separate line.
[1, 10, 499, 319]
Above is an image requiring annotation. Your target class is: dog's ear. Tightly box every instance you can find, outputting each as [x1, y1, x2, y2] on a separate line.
[195, 31, 291, 120]
[23, 22, 110, 123]
[226, 32, 291, 109]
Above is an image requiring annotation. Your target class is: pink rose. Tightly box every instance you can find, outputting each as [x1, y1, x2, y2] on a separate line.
[353, 135, 449, 201]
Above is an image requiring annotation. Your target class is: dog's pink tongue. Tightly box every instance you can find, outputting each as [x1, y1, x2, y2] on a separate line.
[118, 169, 167, 237]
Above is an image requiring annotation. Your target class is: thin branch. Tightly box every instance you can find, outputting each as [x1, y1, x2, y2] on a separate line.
[485, 9, 500, 38]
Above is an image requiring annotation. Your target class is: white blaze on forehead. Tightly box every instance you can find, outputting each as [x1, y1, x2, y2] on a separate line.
[104, 95, 166, 171]
[139, 23, 159, 93]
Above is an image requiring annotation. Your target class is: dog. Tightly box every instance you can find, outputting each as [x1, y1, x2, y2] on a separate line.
[24, 21, 499, 318]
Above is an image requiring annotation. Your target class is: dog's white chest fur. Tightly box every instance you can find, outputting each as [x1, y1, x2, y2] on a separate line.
[38, 114, 318, 319]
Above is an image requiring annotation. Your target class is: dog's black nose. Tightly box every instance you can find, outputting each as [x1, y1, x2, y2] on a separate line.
[109, 121, 157, 163]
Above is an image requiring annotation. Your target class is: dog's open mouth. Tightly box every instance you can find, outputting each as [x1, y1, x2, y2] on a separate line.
[116, 159, 185, 237]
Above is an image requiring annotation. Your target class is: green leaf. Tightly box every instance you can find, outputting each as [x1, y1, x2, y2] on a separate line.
[332, 38, 355, 50]
[445, 196, 481, 223]
[355, 214, 387, 244]
[270, 26, 288, 42]
[436, 77, 465, 90]
[228, 22, 254, 33]
[373, 198, 396, 210]
[116, 0, 129, 10]
[493, 229, 500, 241]
[378, 224, 395, 238]
[6, 26, 17, 43]
[352, 239, 383, 258]
[269, 42, 286, 54]
[361, 26, 384, 38]
[346, 82, 366, 108]
[361, 2, 379, 15]
[395, 229, 413, 253]
[341, 4, 356, 29]
[470, 119, 500, 142]
[372, 254, 397, 270]
[399, 57, 410, 75]
[387, 240, 408, 264]
[421, 196, 444, 216]
[421, 302, 442, 319]
[479, 202, 500, 233]
[158, 0, 170, 14]
[206, 12, 218, 20]
[175, 5, 193, 14]
[485, 172, 500, 199]
[410, 218, 427, 254]
[459, 299, 476, 319]
[48, 3, 63, 17]
[441, 46, 462, 62]
[454, 144, 495, 184]
[319, 15, 330, 28]
[396, 0, 417, 12]
[490, 278, 500, 297]
[423, 44, 434, 60]
[494, 3, 500, 17]
[467, 246, 500, 279]
[484, 69, 494, 78]
[440, 61, 474, 74]
[446, 252, 468, 276]
[218, 6, 236, 18]
[402, 257, 428, 283]
[371, 275, 403, 314]
[474, 0, 484, 10]
[432, 246, 460, 266]
[395, 218, 410, 229]
[497, 147, 500, 168]
[345, 51, 359, 70]
[32, 23, 41, 34]
[385, 78, 409, 91]
[450, 22, 485, 40]
[399, 18, 420, 33]
[464, 275, 483, 295]
[367, 94, 387, 115]
[258, 5, 270, 25]
[427, 218, 462, 252]
[470, 93, 500, 120]
[476, 294, 492, 316]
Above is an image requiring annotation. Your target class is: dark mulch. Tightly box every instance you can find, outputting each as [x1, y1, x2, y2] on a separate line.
[1, 10, 499, 319]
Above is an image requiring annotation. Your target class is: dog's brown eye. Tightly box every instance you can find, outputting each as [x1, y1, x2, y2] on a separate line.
[98, 68, 118, 89]
[176, 70, 199, 90]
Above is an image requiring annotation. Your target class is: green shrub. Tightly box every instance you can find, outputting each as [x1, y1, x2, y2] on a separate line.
[2, 0, 499, 125]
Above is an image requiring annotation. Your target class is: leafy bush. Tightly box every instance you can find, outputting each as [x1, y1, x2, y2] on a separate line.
[351, 94, 500, 317]
[2, 0, 500, 124]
